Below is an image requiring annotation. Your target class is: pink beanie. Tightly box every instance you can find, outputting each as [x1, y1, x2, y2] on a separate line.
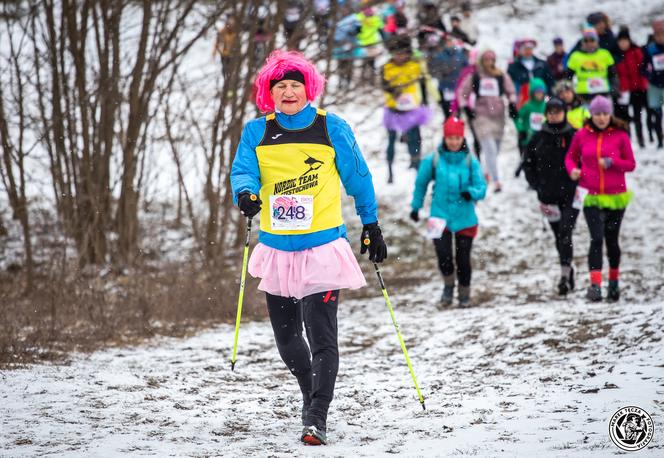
[253, 50, 326, 113]
[589, 95, 613, 115]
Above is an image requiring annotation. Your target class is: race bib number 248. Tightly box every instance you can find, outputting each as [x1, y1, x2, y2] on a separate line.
[270, 195, 313, 231]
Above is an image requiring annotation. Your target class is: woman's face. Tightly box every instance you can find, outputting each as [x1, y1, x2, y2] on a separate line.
[592, 112, 611, 129]
[445, 135, 464, 152]
[481, 54, 495, 70]
[560, 88, 574, 103]
[271, 80, 307, 115]
[618, 38, 630, 52]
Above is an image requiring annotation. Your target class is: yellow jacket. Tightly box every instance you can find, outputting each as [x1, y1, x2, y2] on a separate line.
[382, 60, 426, 110]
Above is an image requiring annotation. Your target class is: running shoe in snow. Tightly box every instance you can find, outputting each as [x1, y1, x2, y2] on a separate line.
[607, 280, 620, 302]
[586, 284, 602, 302]
[440, 284, 454, 307]
[458, 285, 471, 307]
[301, 425, 327, 445]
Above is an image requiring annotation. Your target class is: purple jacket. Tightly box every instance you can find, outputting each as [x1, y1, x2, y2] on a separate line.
[565, 123, 636, 195]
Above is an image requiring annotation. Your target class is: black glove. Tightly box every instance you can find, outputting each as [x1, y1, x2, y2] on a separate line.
[508, 103, 519, 120]
[360, 222, 388, 263]
[237, 192, 262, 218]
[517, 131, 527, 145]
[460, 191, 472, 201]
[409, 209, 419, 222]
[464, 107, 475, 121]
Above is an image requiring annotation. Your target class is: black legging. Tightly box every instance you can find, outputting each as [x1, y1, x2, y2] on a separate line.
[583, 206, 625, 271]
[433, 231, 474, 286]
[614, 90, 647, 142]
[266, 291, 339, 428]
[548, 202, 580, 267]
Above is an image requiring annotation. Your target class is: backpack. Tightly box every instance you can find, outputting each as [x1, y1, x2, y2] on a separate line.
[471, 72, 505, 97]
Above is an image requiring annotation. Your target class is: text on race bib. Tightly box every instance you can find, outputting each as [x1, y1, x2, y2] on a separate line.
[530, 112, 545, 131]
[478, 78, 500, 97]
[573, 186, 589, 210]
[618, 91, 630, 105]
[426, 217, 447, 239]
[270, 195, 313, 231]
[443, 88, 456, 101]
[396, 93, 417, 111]
[587, 77, 609, 94]
[653, 54, 664, 71]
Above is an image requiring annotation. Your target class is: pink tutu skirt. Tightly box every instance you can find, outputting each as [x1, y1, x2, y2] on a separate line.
[248, 238, 366, 299]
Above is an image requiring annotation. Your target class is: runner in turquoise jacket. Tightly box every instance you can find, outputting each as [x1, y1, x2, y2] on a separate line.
[411, 143, 487, 232]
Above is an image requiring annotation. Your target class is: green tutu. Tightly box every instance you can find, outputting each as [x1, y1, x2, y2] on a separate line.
[584, 190, 634, 210]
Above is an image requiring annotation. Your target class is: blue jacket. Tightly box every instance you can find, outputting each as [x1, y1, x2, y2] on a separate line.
[411, 145, 487, 232]
[428, 47, 467, 90]
[642, 42, 664, 88]
[230, 104, 378, 251]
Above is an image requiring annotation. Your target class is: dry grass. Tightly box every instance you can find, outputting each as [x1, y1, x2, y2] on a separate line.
[0, 262, 266, 368]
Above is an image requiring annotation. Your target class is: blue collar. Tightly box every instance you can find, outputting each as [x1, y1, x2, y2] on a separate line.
[274, 103, 316, 130]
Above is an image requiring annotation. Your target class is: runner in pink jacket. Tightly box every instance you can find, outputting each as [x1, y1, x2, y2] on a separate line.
[565, 96, 636, 303]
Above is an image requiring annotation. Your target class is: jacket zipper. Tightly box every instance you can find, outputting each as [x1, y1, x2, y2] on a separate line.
[596, 131, 604, 194]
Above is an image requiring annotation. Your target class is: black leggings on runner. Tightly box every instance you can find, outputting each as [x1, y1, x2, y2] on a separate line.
[266, 290, 339, 427]
[548, 202, 580, 267]
[614, 90, 647, 142]
[583, 206, 625, 271]
[434, 231, 474, 287]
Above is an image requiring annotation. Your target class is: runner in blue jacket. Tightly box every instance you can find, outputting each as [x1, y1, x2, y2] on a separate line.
[410, 116, 487, 308]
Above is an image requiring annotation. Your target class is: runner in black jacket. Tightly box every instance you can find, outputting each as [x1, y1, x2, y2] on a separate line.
[523, 97, 579, 295]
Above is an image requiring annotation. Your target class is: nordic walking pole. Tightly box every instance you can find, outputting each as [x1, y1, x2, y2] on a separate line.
[230, 196, 256, 371]
[365, 239, 426, 410]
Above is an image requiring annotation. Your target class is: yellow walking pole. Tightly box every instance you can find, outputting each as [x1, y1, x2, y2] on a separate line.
[230, 200, 255, 371]
[369, 255, 426, 410]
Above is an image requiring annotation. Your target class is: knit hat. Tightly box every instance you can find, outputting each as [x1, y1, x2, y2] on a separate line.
[529, 77, 547, 95]
[554, 79, 574, 94]
[519, 39, 537, 50]
[653, 20, 664, 34]
[545, 97, 566, 113]
[589, 95, 613, 115]
[616, 26, 631, 42]
[553, 37, 563, 45]
[444, 116, 465, 137]
[582, 24, 598, 41]
[586, 12, 607, 26]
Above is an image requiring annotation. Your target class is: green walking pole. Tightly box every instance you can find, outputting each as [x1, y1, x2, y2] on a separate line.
[230, 197, 256, 371]
[365, 239, 426, 410]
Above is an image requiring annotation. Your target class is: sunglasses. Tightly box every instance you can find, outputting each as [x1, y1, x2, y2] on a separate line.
[583, 37, 597, 43]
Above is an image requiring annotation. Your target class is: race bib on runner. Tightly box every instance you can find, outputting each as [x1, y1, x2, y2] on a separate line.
[653, 54, 664, 71]
[443, 88, 456, 101]
[478, 78, 500, 97]
[426, 217, 447, 239]
[530, 112, 545, 131]
[270, 195, 313, 231]
[396, 93, 417, 111]
[587, 77, 609, 94]
[539, 202, 561, 223]
[285, 8, 301, 22]
[617, 91, 630, 105]
[572, 186, 588, 210]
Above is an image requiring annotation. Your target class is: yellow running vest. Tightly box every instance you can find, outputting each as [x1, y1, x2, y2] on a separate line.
[256, 109, 343, 235]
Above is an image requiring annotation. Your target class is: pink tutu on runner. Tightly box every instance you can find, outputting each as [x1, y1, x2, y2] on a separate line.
[248, 238, 366, 299]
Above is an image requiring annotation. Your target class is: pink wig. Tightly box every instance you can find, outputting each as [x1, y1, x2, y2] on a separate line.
[253, 50, 326, 113]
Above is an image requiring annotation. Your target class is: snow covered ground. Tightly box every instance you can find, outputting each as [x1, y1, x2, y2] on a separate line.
[2, 0, 664, 456]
